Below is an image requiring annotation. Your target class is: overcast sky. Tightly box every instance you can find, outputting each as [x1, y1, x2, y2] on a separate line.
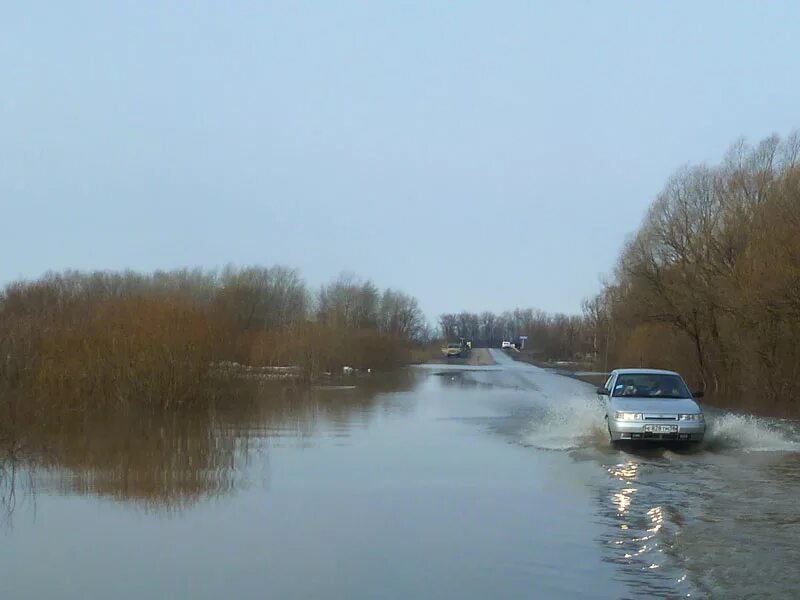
[2, 1, 798, 318]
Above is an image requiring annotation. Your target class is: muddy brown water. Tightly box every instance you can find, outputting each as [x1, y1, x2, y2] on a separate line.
[1, 350, 799, 599]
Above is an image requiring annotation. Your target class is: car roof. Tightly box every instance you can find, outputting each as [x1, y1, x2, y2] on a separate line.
[611, 368, 681, 376]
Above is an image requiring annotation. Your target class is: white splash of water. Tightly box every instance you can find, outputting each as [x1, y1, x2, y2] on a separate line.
[704, 413, 799, 452]
[520, 394, 800, 454]
[522, 394, 609, 450]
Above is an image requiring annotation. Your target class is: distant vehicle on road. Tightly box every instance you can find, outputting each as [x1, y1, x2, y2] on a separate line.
[501, 341, 513, 349]
[442, 342, 465, 358]
[598, 368, 705, 444]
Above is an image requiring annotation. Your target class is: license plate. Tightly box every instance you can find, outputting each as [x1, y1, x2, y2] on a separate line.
[644, 425, 678, 433]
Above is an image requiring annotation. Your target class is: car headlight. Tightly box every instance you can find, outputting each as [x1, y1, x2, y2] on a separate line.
[679, 414, 704, 421]
[614, 412, 643, 421]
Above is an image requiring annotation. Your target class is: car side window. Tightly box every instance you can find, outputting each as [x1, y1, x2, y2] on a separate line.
[603, 374, 614, 393]
[612, 376, 629, 396]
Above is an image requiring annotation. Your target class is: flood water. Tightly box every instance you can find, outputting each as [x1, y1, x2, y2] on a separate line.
[2, 349, 799, 599]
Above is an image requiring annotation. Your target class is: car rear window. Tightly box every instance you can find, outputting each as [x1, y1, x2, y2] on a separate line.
[612, 374, 691, 399]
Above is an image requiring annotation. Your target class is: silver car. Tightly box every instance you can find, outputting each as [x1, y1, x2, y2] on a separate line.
[598, 368, 705, 443]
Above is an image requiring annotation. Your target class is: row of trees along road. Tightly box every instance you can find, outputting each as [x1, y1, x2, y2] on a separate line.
[439, 309, 593, 360]
[583, 131, 800, 415]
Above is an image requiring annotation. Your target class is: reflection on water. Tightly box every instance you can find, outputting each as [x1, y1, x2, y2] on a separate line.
[0, 371, 416, 517]
[4, 361, 800, 600]
[0, 450, 32, 525]
[593, 456, 696, 598]
[1, 367, 629, 600]
[487, 359, 800, 599]
[592, 439, 800, 599]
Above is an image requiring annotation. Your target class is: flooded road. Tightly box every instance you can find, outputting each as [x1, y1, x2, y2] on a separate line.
[2, 350, 799, 599]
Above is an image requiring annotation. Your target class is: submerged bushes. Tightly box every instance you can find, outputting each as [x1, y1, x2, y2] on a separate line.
[0, 268, 429, 414]
[31, 297, 219, 411]
[248, 325, 413, 376]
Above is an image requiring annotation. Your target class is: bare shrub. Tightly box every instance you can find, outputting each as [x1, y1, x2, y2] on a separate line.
[0, 267, 428, 416]
[30, 296, 220, 411]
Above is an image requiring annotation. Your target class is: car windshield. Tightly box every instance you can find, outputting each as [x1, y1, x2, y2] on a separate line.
[447, 343, 461, 349]
[612, 374, 691, 399]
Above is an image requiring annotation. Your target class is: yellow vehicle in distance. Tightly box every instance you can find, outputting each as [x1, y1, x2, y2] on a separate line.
[442, 342, 464, 358]
[442, 339, 471, 358]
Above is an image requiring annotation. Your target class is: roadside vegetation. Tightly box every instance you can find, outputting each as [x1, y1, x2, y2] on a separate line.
[0, 267, 430, 417]
[442, 131, 800, 416]
[583, 131, 800, 415]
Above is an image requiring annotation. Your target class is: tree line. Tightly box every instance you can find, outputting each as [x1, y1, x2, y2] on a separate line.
[0, 267, 430, 413]
[439, 309, 593, 360]
[582, 130, 800, 415]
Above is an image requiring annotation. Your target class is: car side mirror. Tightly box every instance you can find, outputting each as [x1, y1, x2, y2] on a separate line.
[596, 388, 609, 396]
[692, 390, 705, 399]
